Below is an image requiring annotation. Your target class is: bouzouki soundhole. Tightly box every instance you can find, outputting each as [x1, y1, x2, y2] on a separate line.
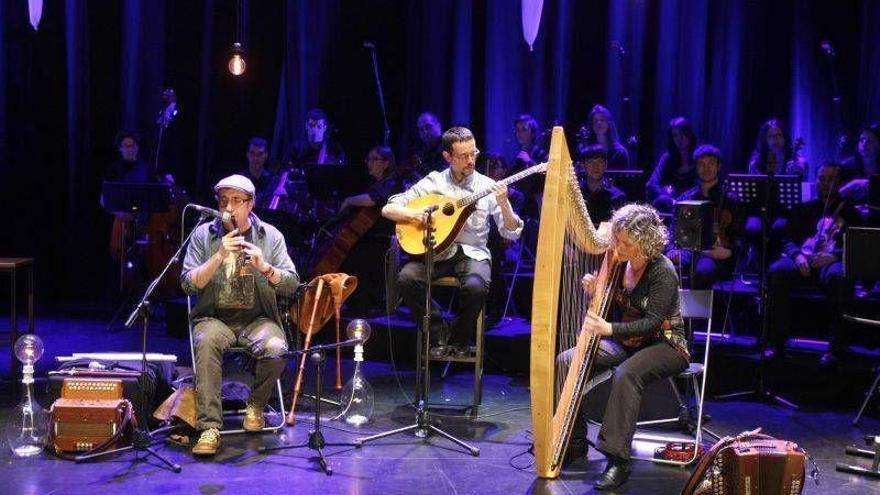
[442, 203, 455, 216]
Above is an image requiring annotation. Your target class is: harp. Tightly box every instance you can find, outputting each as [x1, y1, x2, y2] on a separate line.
[530, 127, 618, 478]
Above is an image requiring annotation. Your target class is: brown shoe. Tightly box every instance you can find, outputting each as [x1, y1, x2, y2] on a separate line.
[243, 402, 266, 432]
[192, 428, 221, 456]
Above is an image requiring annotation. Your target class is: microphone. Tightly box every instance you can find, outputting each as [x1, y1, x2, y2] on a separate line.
[424, 205, 439, 214]
[362, 40, 375, 49]
[188, 204, 233, 223]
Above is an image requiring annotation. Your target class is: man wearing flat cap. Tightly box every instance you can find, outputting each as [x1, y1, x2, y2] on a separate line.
[181, 174, 299, 456]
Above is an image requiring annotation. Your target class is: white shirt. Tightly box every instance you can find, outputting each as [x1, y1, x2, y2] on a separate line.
[388, 168, 524, 261]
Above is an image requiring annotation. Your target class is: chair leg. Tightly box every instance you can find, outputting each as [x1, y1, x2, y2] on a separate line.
[854, 369, 880, 425]
[473, 309, 484, 418]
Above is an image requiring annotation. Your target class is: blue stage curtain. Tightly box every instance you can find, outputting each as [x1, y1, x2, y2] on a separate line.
[483, 0, 573, 160]
[857, 1, 880, 136]
[271, 0, 340, 164]
[119, 0, 166, 135]
[605, 0, 647, 168]
[65, 0, 89, 233]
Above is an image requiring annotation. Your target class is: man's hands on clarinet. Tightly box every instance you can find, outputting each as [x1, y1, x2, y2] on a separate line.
[219, 228, 270, 272]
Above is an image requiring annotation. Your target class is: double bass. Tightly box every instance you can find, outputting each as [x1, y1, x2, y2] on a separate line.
[107, 89, 187, 297]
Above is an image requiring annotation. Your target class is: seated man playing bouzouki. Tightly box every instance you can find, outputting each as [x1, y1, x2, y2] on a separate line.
[381, 127, 524, 357]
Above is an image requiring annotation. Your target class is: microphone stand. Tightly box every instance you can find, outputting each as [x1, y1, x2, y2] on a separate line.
[365, 42, 391, 145]
[259, 341, 361, 475]
[353, 206, 480, 456]
[75, 211, 209, 472]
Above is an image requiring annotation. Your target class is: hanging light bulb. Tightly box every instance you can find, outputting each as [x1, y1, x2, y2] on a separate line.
[6, 334, 49, 457]
[335, 320, 374, 426]
[228, 42, 247, 76]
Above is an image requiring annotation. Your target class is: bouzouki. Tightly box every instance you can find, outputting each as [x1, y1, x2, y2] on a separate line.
[395, 161, 547, 256]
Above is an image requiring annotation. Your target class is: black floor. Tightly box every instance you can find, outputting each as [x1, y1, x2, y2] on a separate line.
[2, 311, 880, 494]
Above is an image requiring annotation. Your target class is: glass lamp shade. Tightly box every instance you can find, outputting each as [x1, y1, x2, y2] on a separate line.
[340, 363, 374, 426]
[346, 319, 372, 343]
[6, 393, 49, 458]
[14, 334, 44, 365]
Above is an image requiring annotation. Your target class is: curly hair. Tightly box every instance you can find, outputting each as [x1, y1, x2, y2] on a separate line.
[611, 204, 669, 259]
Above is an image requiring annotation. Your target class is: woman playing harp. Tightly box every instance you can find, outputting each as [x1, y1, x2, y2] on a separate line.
[559, 204, 688, 490]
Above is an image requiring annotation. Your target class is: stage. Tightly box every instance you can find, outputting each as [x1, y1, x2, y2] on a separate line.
[1, 310, 880, 494]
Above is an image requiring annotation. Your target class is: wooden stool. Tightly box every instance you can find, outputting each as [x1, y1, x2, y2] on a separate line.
[427, 276, 485, 417]
[0, 257, 35, 381]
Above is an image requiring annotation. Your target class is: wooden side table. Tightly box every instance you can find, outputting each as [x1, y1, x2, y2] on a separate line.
[0, 258, 34, 380]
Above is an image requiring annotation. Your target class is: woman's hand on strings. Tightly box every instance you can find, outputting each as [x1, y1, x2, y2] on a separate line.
[581, 271, 598, 298]
[581, 310, 612, 337]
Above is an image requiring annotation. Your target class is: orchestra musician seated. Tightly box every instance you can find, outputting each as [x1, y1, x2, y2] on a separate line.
[511, 114, 548, 220]
[667, 145, 740, 290]
[239, 136, 279, 208]
[840, 123, 880, 202]
[576, 104, 630, 170]
[335, 145, 406, 314]
[381, 127, 523, 358]
[765, 162, 862, 365]
[411, 111, 446, 174]
[283, 108, 346, 168]
[747, 118, 807, 178]
[578, 144, 627, 226]
[558, 204, 688, 490]
[645, 117, 698, 212]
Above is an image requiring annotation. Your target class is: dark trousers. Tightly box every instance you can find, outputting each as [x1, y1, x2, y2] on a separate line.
[558, 338, 688, 460]
[398, 247, 491, 346]
[767, 257, 853, 354]
[193, 317, 288, 430]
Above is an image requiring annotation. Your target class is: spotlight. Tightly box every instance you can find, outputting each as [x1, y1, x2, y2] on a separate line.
[228, 42, 246, 76]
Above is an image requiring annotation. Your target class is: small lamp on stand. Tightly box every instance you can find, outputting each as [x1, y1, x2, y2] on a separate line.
[337, 319, 374, 426]
[5, 334, 49, 457]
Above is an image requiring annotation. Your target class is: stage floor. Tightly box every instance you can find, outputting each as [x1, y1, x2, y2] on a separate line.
[2, 313, 880, 494]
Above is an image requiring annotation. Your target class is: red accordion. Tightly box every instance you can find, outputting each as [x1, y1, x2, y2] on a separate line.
[682, 429, 807, 495]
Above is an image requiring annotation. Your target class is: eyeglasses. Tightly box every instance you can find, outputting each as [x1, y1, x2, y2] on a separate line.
[218, 197, 251, 207]
[452, 149, 480, 161]
[366, 155, 389, 162]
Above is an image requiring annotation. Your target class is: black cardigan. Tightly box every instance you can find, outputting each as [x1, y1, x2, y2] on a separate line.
[610, 255, 686, 351]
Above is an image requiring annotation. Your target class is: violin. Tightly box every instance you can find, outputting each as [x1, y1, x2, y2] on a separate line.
[800, 201, 845, 267]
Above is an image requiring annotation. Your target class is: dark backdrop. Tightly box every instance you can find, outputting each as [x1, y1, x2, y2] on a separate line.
[1, 0, 878, 305]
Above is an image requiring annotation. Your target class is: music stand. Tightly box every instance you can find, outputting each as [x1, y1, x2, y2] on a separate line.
[715, 174, 800, 409]
[101, 181, 173, 214]
[604, 169, 645, 202]
[101, 182, 174, 329]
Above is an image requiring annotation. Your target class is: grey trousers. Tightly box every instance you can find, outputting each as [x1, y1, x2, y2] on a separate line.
[193, 317, 288, 430]
[557, 338, 688, 460]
